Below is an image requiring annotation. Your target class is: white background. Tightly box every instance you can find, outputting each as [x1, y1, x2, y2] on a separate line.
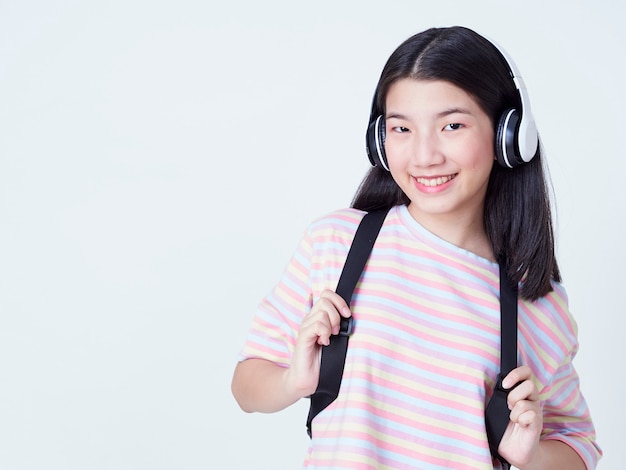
[1, 0, 623, 468]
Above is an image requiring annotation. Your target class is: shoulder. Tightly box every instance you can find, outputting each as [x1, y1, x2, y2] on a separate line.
[300, 207, 404, 265]
[519, 281, 580, 377]
[305, 208, 367, 243]
[521, 281, 576, 338]
[306, 207, 400, 245]
[309, 207, 367, 230]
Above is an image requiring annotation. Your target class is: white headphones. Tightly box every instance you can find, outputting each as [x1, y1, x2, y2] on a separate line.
[492, 40, 538, 168]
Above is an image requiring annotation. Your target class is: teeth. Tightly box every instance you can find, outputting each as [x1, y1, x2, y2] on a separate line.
[416, 175, 455, 187]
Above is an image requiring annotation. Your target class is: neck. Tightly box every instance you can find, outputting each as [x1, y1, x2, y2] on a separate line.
[407, 204, 495, 262]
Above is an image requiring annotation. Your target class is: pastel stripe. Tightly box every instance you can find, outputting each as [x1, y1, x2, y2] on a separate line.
[239, 205, 601, 469]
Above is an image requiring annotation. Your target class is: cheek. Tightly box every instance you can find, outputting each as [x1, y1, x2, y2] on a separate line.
[384, 148, 408, 187]
[466, 137, 496, 171]
[384, 136, 412, 165]
[383, 143, 402, 171]
[469, 150, 495, 170]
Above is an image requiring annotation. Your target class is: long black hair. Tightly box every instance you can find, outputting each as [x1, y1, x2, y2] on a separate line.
[351, 26, 560, 301]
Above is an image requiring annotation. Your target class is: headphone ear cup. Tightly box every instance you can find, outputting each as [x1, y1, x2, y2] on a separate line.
[366, 115, 390, 171]
[495, 108, 521, 169]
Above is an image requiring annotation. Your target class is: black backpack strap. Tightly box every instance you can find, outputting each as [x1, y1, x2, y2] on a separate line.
[485, 264, 519, 468]
[306, 209, 389, 438]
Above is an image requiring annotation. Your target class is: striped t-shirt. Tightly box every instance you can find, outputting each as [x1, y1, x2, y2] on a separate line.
[238, 205, 601, 469]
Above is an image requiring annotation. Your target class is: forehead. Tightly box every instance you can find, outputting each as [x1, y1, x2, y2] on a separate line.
[385, 78, 482, 116]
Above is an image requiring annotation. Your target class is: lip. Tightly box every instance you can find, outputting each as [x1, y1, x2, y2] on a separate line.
[413, 173, 458, 193]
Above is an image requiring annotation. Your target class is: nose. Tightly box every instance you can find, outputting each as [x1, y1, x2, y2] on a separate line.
[411, 132, 445, 167]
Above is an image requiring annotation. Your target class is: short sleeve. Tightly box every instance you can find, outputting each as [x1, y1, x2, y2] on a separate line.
[238, 226, 315, 366]
[539, 345, 602, 468]
[521, 283, 602, 468]
[237, 208, 365, 366]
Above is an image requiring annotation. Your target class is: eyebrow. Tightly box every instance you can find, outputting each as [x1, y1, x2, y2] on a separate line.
[437, 107, 473, 118]
[386, 107, 473, 120]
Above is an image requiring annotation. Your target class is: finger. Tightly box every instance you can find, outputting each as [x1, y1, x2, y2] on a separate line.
[308, 298, 342, 336]
[302, 312, 334, 347]
[502, 365, 532, 389]
[304, 293, 351, 343]
[517, 409, 539, 427]
[319, 289, 352, 318]
[507, 380, 539, 409]
[316, 323, 332, 346]
[509, 402, 540, 427]
[316, 291, 352, 335]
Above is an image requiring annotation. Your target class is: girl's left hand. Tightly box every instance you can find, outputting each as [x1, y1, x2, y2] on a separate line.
[497, 365, 542, 468]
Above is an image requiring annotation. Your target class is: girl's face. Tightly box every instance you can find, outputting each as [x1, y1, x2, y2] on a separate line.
[384, 78, 496, 228]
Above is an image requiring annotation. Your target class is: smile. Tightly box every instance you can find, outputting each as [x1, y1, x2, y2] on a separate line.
[415, 174, 457, 187]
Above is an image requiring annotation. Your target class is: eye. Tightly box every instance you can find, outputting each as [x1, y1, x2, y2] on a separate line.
[444, 123, 463, 131]
[391, 126, 410, 133]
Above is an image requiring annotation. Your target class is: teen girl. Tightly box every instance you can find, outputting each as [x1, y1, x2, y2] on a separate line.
[232, 26, 601, 469]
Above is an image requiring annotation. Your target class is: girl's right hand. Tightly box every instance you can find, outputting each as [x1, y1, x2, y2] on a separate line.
[285, 289, 352, 399]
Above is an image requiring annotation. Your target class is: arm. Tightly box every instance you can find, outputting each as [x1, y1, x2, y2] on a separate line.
[231, 358, 303, 413]
[232, 290, 351, 413]
[498, 366, 587, 470]
[519, 440, 585, 470]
